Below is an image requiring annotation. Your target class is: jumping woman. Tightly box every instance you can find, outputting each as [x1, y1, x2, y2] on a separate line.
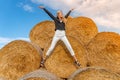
[39, 6, 80, 67]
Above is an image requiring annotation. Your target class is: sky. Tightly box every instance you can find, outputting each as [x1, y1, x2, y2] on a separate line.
[0, 0, 120, 48]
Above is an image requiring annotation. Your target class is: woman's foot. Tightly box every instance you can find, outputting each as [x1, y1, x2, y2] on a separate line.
[74, 60, 81, 67]
[40, 56, 49, 68]
[40, 59, 45, 67]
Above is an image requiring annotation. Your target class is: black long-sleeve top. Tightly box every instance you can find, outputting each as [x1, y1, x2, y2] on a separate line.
[42, 8, 72, 31]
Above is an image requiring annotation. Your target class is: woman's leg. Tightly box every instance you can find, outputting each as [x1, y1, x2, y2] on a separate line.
[41, 36, 60, 67]
[46, 36, 60, 56]
[61, 36, 80, 66]
[61, 36, 75, 56]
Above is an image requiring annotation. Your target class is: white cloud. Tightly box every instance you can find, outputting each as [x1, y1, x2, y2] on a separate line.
[31, 0, 120, 29]
[0, 37, 30, 49]
[18, 3, 33, 12]
[23, 4, 33, 12]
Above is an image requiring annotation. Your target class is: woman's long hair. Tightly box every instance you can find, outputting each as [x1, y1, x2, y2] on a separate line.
[57, 10, 67, 24]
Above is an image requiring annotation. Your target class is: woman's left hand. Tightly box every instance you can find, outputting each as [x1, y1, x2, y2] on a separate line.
[71, 8, 75, 11]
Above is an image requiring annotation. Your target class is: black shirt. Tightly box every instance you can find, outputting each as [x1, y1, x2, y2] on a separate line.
[43, 8, 71, 31]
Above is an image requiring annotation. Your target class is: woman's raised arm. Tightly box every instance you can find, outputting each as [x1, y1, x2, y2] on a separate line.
[65, 8, 74, 18]
[39, 6, 57, 21]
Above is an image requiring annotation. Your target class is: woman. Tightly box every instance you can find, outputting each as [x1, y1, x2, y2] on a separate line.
[39, 6, 80, 67]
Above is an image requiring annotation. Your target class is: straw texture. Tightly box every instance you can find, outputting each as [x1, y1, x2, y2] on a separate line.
[68, 67, 120, 80]
[30, 21, 55, 50]
[66, 17, 98, 45]
[0, 40, 41, 80]
[87, 32, 120, 74]
[44, 36, 88, 78]
[20, 69, 61, 80]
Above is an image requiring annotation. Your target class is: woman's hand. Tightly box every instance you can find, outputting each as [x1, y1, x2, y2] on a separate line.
[39, 6, 44, 9]
[71, 8, 75, 11]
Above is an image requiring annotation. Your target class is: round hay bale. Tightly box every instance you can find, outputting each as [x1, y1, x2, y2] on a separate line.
[66, 16, 98, 45]
[68, 67, 120, 80]
[87, 32, 120, 74]
[19, 69, 61, 80]
[44, 36, 88, 78]
[30, 20, 55, 50]
[0, 40, 41, 80]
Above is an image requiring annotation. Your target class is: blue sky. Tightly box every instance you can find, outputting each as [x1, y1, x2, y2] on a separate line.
[0, 0, 120, 48]
[0, 0, 56, 48]
[0, 0, 54, 38]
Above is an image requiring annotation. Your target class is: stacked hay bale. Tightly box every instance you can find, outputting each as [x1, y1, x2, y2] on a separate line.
[29, 16, 98, 78]
[30, 21, 55, 50]
[1, 15, 120, 80]
[68, 67, 120, 80]
[43, 36, 87, 78]
[87, 32, 120, 74]
[66, 17, 98, 45]
[29, 17, 98, 50]
[0, 40, 41, 80]
[20, 69, 61, 80]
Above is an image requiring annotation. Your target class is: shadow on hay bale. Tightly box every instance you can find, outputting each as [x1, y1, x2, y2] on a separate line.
[87, 32, 120, 74]
[68, 67, 120, 80]
[29, 17, 98, 51]
[0, 40, 42, 80]
[43, 36, 88, 78]
[19, 69, 61, 80]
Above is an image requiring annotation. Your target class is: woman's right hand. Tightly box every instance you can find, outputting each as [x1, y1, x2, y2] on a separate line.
[71, 8, 75, 11]
[39, 6, 44, 9]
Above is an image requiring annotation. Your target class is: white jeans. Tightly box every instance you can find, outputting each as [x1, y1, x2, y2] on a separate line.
[46, 30, 75, 56]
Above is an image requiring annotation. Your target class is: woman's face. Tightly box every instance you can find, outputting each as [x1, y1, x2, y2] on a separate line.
[57, 11, 63, 18]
